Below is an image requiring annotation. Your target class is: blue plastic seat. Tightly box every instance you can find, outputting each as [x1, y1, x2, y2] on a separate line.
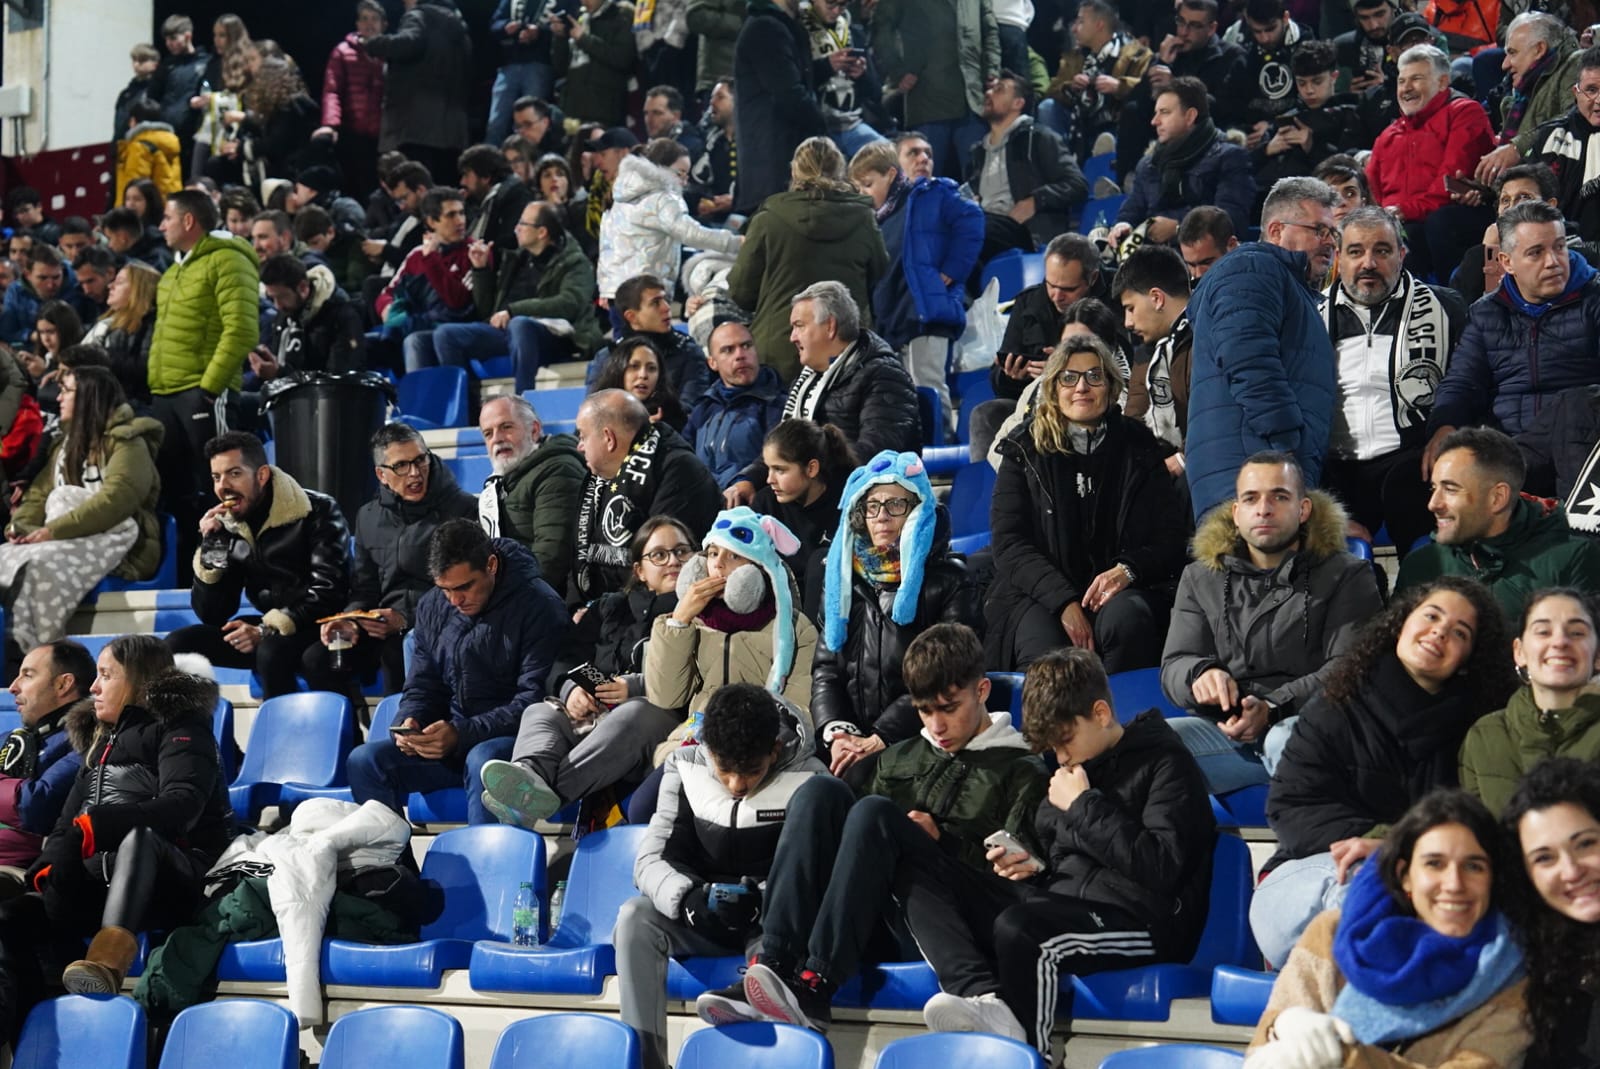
[214, 697, 239, 784]
[1081, 195, 1127, 231]
[470, 824, 647, 994]
[93, 513, 179, 596]
[361, 694, 467, 823]
[956, 376, 996, 444]
[321, 1006, 464, 1069]
[1098, 1044, 1244, 1068]
[876, 1033, 1043, 1069]
[13, 995, 146, 1069]
[917, 387, 945, 447]
[396, 366, 470, 430]
[1211, 964, 1274, 1027]
[919, 445, 971, 477]
[444, 453, 495, 494]
[1211, 785, 1269, 828]
[158, 999, 298, 1069]
[948, 461, 995, 555]
[981, 249, 1032, 304]
[1107, 668, 1184, 721]
[523, 385, 587, 424]
[489, 1013, 641, 1069]
[470, 355, 515, 380]
[987, 671, 1026, 730]
[676, 1023, 834, 1069]
[1082, 152, 1115, 189]
[1345, 536, 1373, 561]
[227, 691, 355, 820]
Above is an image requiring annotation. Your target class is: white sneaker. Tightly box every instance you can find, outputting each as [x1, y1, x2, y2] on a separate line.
[1091, 131, 1116, 157]
[923, 991, 1027, 1042]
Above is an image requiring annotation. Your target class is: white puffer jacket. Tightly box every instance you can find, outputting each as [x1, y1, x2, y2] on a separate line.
[597, 153, 742, 298]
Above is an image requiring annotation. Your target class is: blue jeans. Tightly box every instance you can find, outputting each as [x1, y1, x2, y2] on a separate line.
[1035, 98, 1073, 140]
[346, 733, 516, 826]
[403, 330, 441, 374]
[1249, 851, 1356, 968]
[1166, 714, 1299, 795]
[915, 113, 985, 180]
[432, 318, 576, 392]
[831, 121, 886, 161]
[487, 61, 555, 145]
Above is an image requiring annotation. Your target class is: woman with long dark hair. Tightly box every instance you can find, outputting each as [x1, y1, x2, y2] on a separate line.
[751, 418, 857, 602]
[121, 179, 165, 233]
[596, 336, 688, 431]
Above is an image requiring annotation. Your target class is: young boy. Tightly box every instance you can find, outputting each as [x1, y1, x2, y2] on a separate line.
[697, 623, 1047, 1032]
[615, 684, 827, 1069]
[115, 97, 183, 207]
[113, 44, 161, 146]
[1254, 40, 1362, 195]
[905, 647, 1217, 1056]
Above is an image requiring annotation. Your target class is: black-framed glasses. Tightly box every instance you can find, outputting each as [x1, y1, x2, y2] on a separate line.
[1282, 220, 1338, 244]
[862, 497, 915, 519]
[379, 454, 429, 476]
[642, 545, 695, 565]
[1058, 368, 1107, 388]
[1175, 14, 1213, 30]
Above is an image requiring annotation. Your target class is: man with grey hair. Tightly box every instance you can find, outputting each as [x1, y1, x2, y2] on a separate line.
[1368, 43, 1496, 280]
[1183, 176, 1339, 519]
[1475, 13, 1583, 187]
[723, 281, 920, 507]
[477, 395, 586, 595]
[1527, 44, 1600, 244]
[1321, 206, 1467, 556]
[572, 389, 719, 601]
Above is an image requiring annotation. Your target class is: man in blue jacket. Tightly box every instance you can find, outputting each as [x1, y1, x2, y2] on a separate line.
[346, 519, 568, 825]
[1185, 176, 1339, 520]
[683, 320, 786, 490]
[0, 641, 92, 877]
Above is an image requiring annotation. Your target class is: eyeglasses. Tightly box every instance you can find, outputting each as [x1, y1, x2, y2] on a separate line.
[1282, 220, 1338, 244]
[861, 497, 916, 518]
[1057, 368, 1107, 388]
[1578, 84, 1600, 100]
[642, 545, 695, 565]
[1175, 14, 1213, 30]
[379, 455, 429, 476]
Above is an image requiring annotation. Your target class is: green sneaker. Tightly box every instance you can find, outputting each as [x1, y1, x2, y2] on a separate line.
[479, 760, 562, 829]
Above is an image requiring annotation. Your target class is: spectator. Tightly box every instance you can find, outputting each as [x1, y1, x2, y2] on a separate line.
[964, 70, 1088, 259]
[1527, 45, 1600, 246]
[186, 45, 246, 185]
[316, 1, 387, 201]
[363, 0, 473, 183]
[288, 165, 368, 237]
[1040, 0, 1153, 156]
[1175, 205, 1239, 283]
[1161, 452, 1383, 795]
[0, 246, 69, 349]
[988, 235, 1104, 411]
[1455, 160, 1600, 310]
[1109, 77, 1255, 247]
[68, 247, 115, 325]
[691, 80, 739, 224]
[83, 262, 160, 406]
[871, 0, 998, 178]
[251, 255, 366, 383]
[114, 44, 161, 147]
[487, 0, 558, 145]
[1476, 14, 1583, 189]
[513, 96, 566, 159]
[1253, 41, 1365, 196]
[346, 519, 568, 826]
[986, 334, 1188, 672]
[54, 220, 93, 269]
[167, 432, 350, 699]
[1334, 0, 1394, 92]
[1124, 0, 1248, 175]
[533, 154, 594, 258]
[750, 419, 855, 598]
[148, 15, 212, 170]
[123, 180, 166, 239]
[5, 190, 56, 249]
[0, 641, 93, 876]
[1367, 44, 1497, 283]
[633, 0, 693, 113]
[1184, 176, 1338, 520]
[103, 210, 171, 278]
[248, 210, 296, 263]
[502, 136, 538, 186]
[1252, 577, 1516, 968]
[1113, 245, 1192, 471]
[384, 188, 477, 367]
[476, 396, 586, 594]
[218, 60, 320, 195]
[573, 390, 721, 601]
[684, 321, 786, 489]
[29, 302, 83, 410]
[727, 138, 888, 382]
[460, 144, 534, 256]
[596, 337, 690, 432]
[552, 0, 638, 129]
[1223, 0, 1315, 131]
[1313, 153, 1373, 224]
[310, 423, 477, 705]
[598, 140, 742, 303]
[588, 274, 712, 408]
[732, 0, 827, 214]
[687, 0, 744, 94]
[641, 85, 705, 163]
[800, 0, 884, 159]
[367, 161, 434, 284]
[114, 100, 182, 210]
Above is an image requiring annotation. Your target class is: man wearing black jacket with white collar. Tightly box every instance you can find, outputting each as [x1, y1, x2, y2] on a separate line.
[962, 71, 1088, 254]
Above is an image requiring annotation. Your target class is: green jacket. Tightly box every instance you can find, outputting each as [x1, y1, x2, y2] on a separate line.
[553, 0, 637, 127]
[1460, 687, 1600, 815]
[727, 186, 888, 382]
[1396, 497, 1600, 625]
[470, 237, 602, 358]
[867, 713, 1047, 872]
[148, 232, 261, 397]
[11, 404, 164, 580]
[872, 0, 999, 125]
[1504, 41, 1582, 159]
[497, 434, 588, 596]
[686, 0, 745, 90]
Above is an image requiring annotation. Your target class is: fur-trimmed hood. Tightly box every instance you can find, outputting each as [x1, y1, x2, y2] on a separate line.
[1191, 489, 1349, 572]
[65, 667, 220, 756]
[219, 465, 313, 544]
[63, 697, 100, 758]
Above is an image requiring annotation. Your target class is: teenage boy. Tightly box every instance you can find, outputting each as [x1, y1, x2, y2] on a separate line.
[696, 623, 1047, 1032]
[615, 684, 827, 1069]
[902, 647, 1216, 1056]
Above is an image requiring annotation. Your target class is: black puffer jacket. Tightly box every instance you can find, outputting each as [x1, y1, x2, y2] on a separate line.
[349, 456, 479, 623]
[806, 332, 921, 461]
[549, 584, 679, 691]
[732, 0, 828, 214]
[1517, 383, 1600, 499]
[192, 467, 351, 639]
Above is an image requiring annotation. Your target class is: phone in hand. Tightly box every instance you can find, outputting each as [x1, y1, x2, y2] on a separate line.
[984, 829, 1041, 867]
[1444, 174, 1492, 199]
[389, 725, 422, 736]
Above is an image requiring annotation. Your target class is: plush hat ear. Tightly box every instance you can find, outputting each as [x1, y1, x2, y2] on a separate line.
[759, 515, 801, 557]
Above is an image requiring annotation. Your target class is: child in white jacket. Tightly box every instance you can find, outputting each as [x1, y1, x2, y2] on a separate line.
[597, 141, 742, 300]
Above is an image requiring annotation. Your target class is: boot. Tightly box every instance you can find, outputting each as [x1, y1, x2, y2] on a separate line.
[62, 925, 138, 995]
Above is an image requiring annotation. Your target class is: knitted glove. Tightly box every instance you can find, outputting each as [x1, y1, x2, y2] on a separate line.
[1244, 1007, 1353, 1069]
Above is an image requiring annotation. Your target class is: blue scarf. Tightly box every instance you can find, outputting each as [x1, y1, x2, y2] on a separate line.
[1501, 250, 1598, 318]
[1330, 861, 1524, 1045]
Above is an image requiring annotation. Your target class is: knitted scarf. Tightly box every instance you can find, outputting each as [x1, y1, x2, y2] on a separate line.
[1149, 118, 1217, 207]
[699, 590, 776, 634]
[876, 174, 911, 223]
[851, 535, 902, 589]
[1331, 860, 1525, 1045]
[1502, 48, 1558, 143]
[574, 423, 668, 599]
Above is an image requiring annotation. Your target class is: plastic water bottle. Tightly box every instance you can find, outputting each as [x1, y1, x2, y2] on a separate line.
[512, 881, 537, 947]
[548, 879, 568, 936]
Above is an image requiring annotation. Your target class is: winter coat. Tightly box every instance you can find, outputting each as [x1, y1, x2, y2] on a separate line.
[1167, 36, 1251, 126]
[489, 434, 587, 596]
[1528, 108, 1600, 246]
[151, 49, 211, 141]
[1501, 44, 1583, 159]
[683, 367, 787, 489]
[636, 699, 825, 919]
[397, 537, 569, 749]
[364, 0, 472, 152]
[192, 466, 351, 639]
[321, 34, 385, 141]
[375, 241, 475, 329]
[871, 0, 1000, 126]
[1367, 90, 1497, 223]
[1251, 100, 1365, 192]
[12, 405, 164, 581]
[265, 265, 366, 376]
[349, 455, 478, 624]
[115, 122, 183, 206]
[1396, 495, 1600, 625]
[986, 414, 1190, 670]
[0, 701, 83, 869]
[471, 236, 602, 358]
[1517, 383, 1600, 499]
[1035, 712, 1215, 952]
[731, 1, 827, 213]
[1118, 135, 1256, 237]
[1185, 241, 1336, 520]
[240, 95, 320, 188]
[84, 313, 156, 405]
[1429, 254, 1600, 437]
[962, 118, 1089, 244]
[597, 154, 742, 299]
[753, 479, 842, 606]
[549, 584, 678, 701]
[587, 329, 713, 408]
[553, 0, 637, 127]
[727, 188, 888, 382]
[874, 177, 986, 349]
[1462, 687, 1600, 816]
[0, 269, 83, 349]
[1161, 492, 1382, 721]
[490, 0, 558, 65]
[989, 281, 1071, 401]
[467, 176, 535, 259]
[687, 0, 746, 90]
[148, 231, 260, 398]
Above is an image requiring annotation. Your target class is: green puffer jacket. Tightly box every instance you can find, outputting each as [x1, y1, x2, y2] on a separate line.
[1460, 686, 1600, 815]
[148, 232, 261, 397]
[1503, 36, 1582, 159]
[496, 434, 588, 596]
[867, 712, 1047, 872]
[469, 236, 602, 358]
[10, 404, 164, 580]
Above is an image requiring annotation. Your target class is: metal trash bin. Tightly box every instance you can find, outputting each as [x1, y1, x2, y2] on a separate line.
[262, 372, 396, 524]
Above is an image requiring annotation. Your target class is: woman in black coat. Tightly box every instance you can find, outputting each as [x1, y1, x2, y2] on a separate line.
[985, 333, 1189, 672]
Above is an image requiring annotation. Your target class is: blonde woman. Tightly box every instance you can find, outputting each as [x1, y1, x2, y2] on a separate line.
[83, 261, 160, 405]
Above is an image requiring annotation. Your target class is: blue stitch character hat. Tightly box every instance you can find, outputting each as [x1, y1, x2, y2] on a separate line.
[702, 506, 802, 692]
[823, 450, 936, 651]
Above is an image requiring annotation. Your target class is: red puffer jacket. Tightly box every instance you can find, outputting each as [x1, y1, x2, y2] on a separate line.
[1366, 89, 1495, 223]
[321, 33, 385, 141]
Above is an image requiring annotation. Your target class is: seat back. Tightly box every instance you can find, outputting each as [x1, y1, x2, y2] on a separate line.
[1107, 668, 1183, 721]
[986, 672, 1026, 731]
[444, 453, 495, 493]
[489, 1013, 640, 1069]
[676, 1022, 835, 1069]
[232, 692, 355, 791]
[948, 462, 996, 540]
[1098, 1044, 1244, 1068]
[321, 1005, 464, 1069]
[1345, 536, 1373, 561]
[523, 386, 587, 425]
[158, 999, 298, 1069]
[396, 366, 469, 428]
[980, 249, 1030, 304]
[549, 825, 649, 947]
[14, 995, 146, 1069]
[214, 698, 239, 783]
[1081, 195, 1127, 231]
[875, 1033, 1043, 1069]
[419, 824, 547, 941]
[1189, 834, 1263, 973]
[916, 387, 944, 447]
[370, 692, 404, 732]
[955, 376, 996, 444]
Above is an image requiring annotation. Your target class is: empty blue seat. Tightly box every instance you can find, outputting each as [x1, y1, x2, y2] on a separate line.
[1098, 1044, 1244, 1068]
[470, 355, 515, 381]
[919, 445, 970, 477]
[227, 692, 355, 820]
[676, 1023, 833, 1069]
[470, 824, 647, 994]
[876, 1033, 1043, 1069]
[948, 461, 995, 555]
[158, 999, 298, 1069]
[956, 376, 996, 444]
[1211, 785, 1268, 828]
[489, 1013, 640, 1069]
[1107, 668, 1183, 722]
[1081, 195, 1127, 232]
[916, 387, 945, 447]
[321, 1006, 464, 1069]
[1082, 153, 1115, 189]
[980, 250, 1047, 304]
[94, 513, 179, 596]
[396, 366, 470, 430]
[1345, 536, 1373, 561]
[1211, 964, 1274, 1027]
[214, 697, 239, 784]
[14, 995, 146, 1069]
[444, 453, 495, 494]
[524, 385, 587, 424]
[988, 671, 1026, 730]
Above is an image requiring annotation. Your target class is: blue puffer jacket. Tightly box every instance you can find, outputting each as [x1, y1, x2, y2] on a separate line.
[873, 177, 986, 349]
[0, 264, 83, 347]
[1117, 136, 1256, 237]
[1185, 242, 1336, 520]
[396, 537, 570, 750]
[1430, 252, 1600, 437]
[683, 366, 787, 489]
[0, 702, 82, 868]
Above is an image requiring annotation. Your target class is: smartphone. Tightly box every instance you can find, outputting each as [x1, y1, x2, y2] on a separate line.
[389, 725, 421, 736]
[708, 882, 752, 909]
[984, 830, 1041, 865]
[1444, 174, 1491, 199]
[847, 47, 867, 58]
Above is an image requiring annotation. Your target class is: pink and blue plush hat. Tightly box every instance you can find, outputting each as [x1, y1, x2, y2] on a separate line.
[701, 506, 802, 692]
[823, 451, 936, 651]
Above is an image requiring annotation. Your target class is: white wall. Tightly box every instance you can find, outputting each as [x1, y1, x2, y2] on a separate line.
[3, 0, 154, 155]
